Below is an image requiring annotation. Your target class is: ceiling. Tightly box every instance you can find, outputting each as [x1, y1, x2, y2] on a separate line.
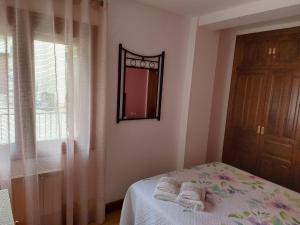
[134, 0, 300, 30]
[134, 0, 260, 16]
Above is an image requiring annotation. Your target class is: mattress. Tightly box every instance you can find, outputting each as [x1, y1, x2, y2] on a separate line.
[120, 162, 300, 225]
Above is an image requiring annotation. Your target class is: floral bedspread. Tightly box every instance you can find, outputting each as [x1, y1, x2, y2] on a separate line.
[120, 162, 300, 225]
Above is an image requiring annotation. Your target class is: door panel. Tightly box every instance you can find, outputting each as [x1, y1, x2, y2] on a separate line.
[272, 35, 300, 64]
[262, 70, 300, 159]
[295, 164, 300, 192]
[262, 137, 293, 160]
[259, 70, 300, 185]
[228, 69, 266, 173]
[240, 39, 269, 67]
[234, 151, 259, 173]
[231, 70, 266, 131]
[258, 155, 292, 187]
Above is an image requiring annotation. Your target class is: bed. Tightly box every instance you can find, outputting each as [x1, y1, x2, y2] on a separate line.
[120, 162, 300, 225]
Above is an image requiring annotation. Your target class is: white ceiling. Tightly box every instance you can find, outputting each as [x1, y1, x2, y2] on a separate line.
[134, 0, 260, 16]
[134, 0, 300, 30]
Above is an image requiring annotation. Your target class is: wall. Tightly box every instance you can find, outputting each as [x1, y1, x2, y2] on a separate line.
[206, 30, 236, 162]
[183, 27, 220, 168]
[105, 0, 300, 204]
[106, 0, 196, 203]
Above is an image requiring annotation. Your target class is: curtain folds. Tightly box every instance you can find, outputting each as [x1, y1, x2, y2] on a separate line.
[0, 0, 107, 225]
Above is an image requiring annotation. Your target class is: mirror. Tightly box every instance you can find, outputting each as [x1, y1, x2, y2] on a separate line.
[117, 44, 165, 123]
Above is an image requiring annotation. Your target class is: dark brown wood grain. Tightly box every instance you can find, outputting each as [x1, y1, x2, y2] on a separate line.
[223, 26, 300, 192]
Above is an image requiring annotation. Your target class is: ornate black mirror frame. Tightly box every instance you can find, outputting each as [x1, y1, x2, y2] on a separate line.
[117, 44, 165, 123]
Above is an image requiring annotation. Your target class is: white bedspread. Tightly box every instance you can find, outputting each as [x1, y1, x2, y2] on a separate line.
[120, 162, 300, 225]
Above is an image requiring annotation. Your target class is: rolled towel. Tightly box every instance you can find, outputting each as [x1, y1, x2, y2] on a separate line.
[177, 182, 206, 211]
[153, 177, 179, 202]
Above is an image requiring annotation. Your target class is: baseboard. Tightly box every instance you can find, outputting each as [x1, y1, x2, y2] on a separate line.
[105, 199, 124, 214]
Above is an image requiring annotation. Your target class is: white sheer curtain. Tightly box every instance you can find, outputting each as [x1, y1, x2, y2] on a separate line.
[0, 0, 107, 225]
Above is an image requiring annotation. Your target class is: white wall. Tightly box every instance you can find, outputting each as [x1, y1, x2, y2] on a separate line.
[197, 0, 300, 30]
[184, 27, 220, 168]
[176, 17, 198, 170]
[206, 30, 236, 162]
[105, 0, 300, 203]
[105, 0, 196, 203]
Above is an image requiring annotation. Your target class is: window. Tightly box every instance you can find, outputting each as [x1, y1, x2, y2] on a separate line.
[0, 38, 67, 145]
[34, 40, 67, 141]
[0, 36, 14, 145]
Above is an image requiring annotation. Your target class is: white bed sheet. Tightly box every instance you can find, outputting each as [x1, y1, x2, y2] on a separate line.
[120, 162, 300, 225]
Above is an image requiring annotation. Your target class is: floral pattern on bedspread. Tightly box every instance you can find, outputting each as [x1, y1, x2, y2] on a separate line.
[192, 163, 300, 225]
[122, 162, 300, 225]
[227, 188, 300, 225]
[160, 162, 299, 225]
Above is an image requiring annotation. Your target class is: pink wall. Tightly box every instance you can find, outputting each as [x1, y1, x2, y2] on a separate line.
[184, 27, 220, 168]
[106, 0, 195, 203]
[105, 0, 297, 204]
[207, 30, 236, 162]
[125, 68, 148, 118]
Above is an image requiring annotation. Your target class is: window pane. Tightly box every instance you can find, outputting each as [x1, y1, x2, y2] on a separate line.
[0, 36, 14, 145]
[34, 40, 66, 141]
[0, 39, 67, 146]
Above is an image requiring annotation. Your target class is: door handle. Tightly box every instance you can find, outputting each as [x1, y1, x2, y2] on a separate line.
[268, 48, 272, 55]
[256, 125, 261, 134]
[261, 126, 265, 135]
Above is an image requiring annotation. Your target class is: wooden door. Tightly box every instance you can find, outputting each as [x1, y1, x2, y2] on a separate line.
[293, 108, 300, 192]
[258, 69, 300, 187]
[294, 164, 300, 192]
[271, 33, 300, 65]
[239, 37, 270, 67]
[224, 68, 267, 173]
[223, 27, 300, 191]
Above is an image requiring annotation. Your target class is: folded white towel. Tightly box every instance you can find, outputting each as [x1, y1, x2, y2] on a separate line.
[153, 177, 179, 202]
[177, 182, 206, 211]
